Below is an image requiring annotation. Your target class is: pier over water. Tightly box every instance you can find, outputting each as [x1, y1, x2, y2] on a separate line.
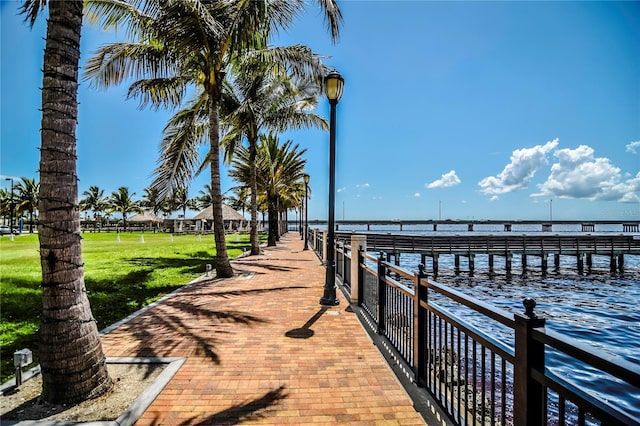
[333, 232, 640, 275]
[309, 219, 640, 233]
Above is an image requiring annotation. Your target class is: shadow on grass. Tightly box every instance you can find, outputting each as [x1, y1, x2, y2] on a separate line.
[179, 386, 288, 425]
[126, 254, 214, 276]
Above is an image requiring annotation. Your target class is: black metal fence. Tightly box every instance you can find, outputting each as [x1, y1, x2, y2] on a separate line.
[310, 231, 640, 426]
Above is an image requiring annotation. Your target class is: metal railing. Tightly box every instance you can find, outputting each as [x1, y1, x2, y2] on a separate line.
[309, 231, 640, 426]
[335, 239, 351, 293]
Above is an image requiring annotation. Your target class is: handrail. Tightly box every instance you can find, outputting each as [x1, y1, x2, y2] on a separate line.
[423, 278, 515, 328]
[532, 327, 640, 388]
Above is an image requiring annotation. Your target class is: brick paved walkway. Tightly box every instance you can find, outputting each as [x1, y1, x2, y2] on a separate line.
[101, 232, 427, 425]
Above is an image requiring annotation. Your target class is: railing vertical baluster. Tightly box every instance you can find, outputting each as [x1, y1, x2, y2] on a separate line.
[457, 327, 462, 424]
[444, 317, 449, 409]
[491, 351, 496, 426]
[439, 316, 444, 401]
[377, 252, 386, 335]
[513, 297, 546, 426]
[473, 340, 477, 424]
[481, 345, 486, 425]
[465, 334, 469, 426]
[413, 264, 427, 384]
[357, 248, 364, 305]
[501, 358, 507, 426]
[578, 408, 585, 426]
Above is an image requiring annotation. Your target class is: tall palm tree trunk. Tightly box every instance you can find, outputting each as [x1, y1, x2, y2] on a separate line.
[267, 194, 278, 246]
[248, 137, 260, 255]
[38, 0, 112, 404]
[207, 81, 233, 277]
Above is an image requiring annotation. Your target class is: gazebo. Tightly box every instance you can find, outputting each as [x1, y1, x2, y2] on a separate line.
[193, 204, 246, 232]
[128, 211, 164, 231]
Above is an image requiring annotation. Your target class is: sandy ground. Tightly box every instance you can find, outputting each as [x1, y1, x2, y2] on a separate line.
[1, 363, 163, 422]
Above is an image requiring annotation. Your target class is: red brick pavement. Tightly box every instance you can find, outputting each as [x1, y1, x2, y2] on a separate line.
[101, 232, 427, 425]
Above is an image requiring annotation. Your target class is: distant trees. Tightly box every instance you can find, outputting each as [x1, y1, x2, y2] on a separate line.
[230, 134, 306, 247]
[109, 187, 141, 231]
[140, 187, 167, 217]
[79, 185, 107, 227]
[221, 62, 328, 255]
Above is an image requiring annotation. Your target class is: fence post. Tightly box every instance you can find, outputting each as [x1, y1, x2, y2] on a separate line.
[322, 231, 328, 263]
[350, 234, 366, 304]
[413, 264, 428, 385]
[377, 252, 386, 335]
[513, 297, 546, 426]
[357, 248, 364, 305]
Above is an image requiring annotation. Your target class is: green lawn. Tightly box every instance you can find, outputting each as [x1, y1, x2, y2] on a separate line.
[0, 231, 256, 382]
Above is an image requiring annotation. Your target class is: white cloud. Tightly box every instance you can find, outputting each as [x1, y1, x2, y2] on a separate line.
[626, 141, 640, 154]
[490, 195, 499, 202]
[478, 138, 559, 195]
[356, 183, 370, 189]
[337, 187, 347, 193]
[533, 145, 640, 202]
[426, 170, 460, 188]
[414, 192, 421, 197]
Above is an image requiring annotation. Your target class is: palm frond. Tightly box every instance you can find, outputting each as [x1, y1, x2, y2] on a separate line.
[83, 41, 177, 87]
[150, 92, 209, 200]
[126, 76, 189, 110]
[20, 0, 47, 27]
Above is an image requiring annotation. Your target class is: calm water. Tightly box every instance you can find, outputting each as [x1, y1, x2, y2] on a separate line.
[333, 224, 640, 421]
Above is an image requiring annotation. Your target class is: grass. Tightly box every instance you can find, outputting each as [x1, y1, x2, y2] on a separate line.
[0, 231, 259, 382]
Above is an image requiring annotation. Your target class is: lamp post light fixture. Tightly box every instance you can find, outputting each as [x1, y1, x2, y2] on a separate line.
[320, 70, 344, 306]
[303, 173, 310, 250]
[5, 177, 14, 232]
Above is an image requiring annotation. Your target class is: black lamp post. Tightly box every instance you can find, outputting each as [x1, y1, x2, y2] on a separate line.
[299, 204, 303, 239]
[319, 70, 344, 306]
[5, 177, 14, 231]
[303, 173, 310, 250]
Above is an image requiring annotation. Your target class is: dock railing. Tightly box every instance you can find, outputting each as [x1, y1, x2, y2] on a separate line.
[309, 230, 640, 426]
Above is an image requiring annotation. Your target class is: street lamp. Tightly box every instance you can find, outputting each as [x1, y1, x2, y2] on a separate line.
[5, 177, 14, 232]
[303, 173, 310, 250]
[320, 70, 344, 306]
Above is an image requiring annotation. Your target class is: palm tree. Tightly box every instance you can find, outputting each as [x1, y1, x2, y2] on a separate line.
[14, 177, 39, 233]
[80, 185, 107, 229]
[141, 186, 167, 217]
[224, 186, 251, 218]
[230, 134, 306, 247]
[172, 187, 196, 220]
[195, 184, 214, 211]
[0, 188, 11, 226]
[85, 0, 341, 277]
[221, 64, 328, 255]
[109, 186, 141, 231]
[20, 0, 112, 403]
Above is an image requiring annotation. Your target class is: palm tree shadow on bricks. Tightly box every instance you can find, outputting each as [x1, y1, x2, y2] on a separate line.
[123, 285, 305, 363]
[179, 386, 288, 425]
[231, 260, 299, 273]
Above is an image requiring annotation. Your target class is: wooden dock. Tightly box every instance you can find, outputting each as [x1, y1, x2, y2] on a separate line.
[335, 232, 640, 275]
[309, 219, 640, 233]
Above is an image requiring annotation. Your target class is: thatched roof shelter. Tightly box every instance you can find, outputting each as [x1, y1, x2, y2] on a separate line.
[128, 211, 163, 224]
[193, 204, 245, 222]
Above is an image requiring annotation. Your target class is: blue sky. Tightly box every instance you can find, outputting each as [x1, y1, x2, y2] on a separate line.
[1, 1, 639, 221]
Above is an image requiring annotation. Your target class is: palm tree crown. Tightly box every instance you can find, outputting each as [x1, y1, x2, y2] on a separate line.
[109, 186, 141, 230]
